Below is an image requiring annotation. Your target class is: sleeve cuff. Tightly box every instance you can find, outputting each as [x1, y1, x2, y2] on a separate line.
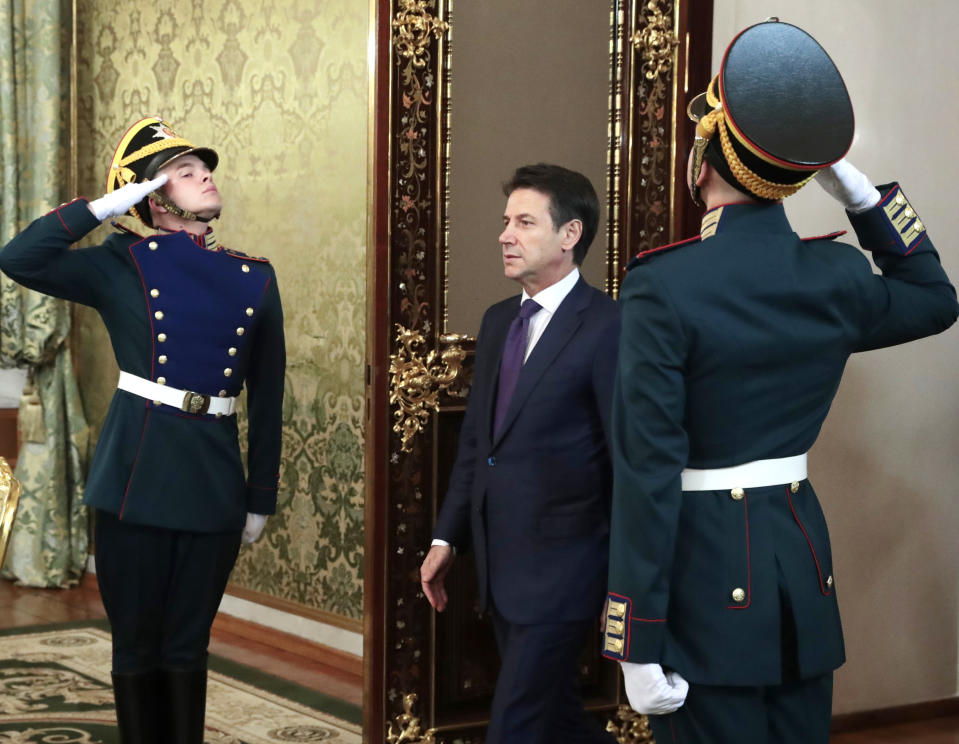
[50, 199, 100, 240]
[245, 484, 278, 515]
[602, 592, 667, 663]
[849, 183, 928, 256]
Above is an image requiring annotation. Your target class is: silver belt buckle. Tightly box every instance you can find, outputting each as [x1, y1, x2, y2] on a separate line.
[181, 390, 211, 415]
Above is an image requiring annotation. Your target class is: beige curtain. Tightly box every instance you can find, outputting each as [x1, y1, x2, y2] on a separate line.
[0, 0, 90, 587]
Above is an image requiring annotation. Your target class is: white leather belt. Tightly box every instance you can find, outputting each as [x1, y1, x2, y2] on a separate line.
[117, 371, 237, 416]
[681, 453, 807, 491]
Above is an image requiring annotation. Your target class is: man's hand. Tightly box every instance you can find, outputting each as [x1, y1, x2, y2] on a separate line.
[241, 513, 268, 544]
[815, 159, 880, 214]
[621, 661, 689, 716]
[88, 174, 169, 221]
[420, 544, 454, 611]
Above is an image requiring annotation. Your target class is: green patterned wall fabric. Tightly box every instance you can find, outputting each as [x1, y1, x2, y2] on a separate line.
[73, 0, 368, 622]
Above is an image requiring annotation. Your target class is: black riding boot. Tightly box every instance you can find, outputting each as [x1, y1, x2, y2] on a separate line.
[163, 665, 208, 743]
[112, 670, 163, 744]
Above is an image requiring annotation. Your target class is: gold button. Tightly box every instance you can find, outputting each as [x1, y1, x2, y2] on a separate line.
[245, 307, 254, 317]
[826, 575, 834, 588]
[913, 220, 923, 232]
[215, 412, 223, 419]
[219, 390, 227, 397]
[148, 241, 159, 250]
[154, 310, 164, 320]
[157, 333, 167, 342]
[895, 194, 905, 206]
[158, 355, 168, 364]
[236, 327, 245, 336]
[730, 487, 745, 501]
[157, 377, 166, 385]
[228, 347, 237, 356]
[904, 208, 914, 218]
[224, 368, 233, 377]
[150, 288, 159, 298]
[241, 264, 250, 273]
[153, 400, 162, 406]
[731, 588, 746, 603]
[790, 481, 800, 494]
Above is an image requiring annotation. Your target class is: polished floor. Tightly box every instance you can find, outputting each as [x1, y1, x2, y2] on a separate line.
[1, 577, 956, 741]
[0, 574, 362, 708]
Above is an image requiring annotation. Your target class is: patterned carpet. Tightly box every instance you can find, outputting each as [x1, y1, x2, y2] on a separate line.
[0, 622, 362, 743]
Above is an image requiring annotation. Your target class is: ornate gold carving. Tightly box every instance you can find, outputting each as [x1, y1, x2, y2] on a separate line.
[392, 0, 450, 68]
[631, 0, 679, 80]
[606, 704, 656, 743]
[0, 457, 23, 568]
[386, 693, 438, 743]
[389, 326, 466, 453]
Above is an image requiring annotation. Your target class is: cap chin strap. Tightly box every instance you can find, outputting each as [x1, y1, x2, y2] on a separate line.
[148, 189, 215, 223]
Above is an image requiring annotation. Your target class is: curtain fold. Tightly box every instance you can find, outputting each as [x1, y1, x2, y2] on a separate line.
[0, 0, 91, 587]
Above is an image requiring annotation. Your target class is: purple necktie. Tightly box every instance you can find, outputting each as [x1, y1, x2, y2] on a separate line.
[494, 299, 541, 436]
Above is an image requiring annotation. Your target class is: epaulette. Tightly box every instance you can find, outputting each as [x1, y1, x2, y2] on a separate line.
[801, 230, 846, 242]
[222, 247, 271, 263]
[111, 221, 145, 238]
[625, 235, 701, 271]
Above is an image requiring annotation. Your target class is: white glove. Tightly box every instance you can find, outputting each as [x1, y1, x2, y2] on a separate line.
[87, 174, 169, 221]
[815, 159, 880, 214]
[620, 661, 689, 716]
[241, 513, 268, 544]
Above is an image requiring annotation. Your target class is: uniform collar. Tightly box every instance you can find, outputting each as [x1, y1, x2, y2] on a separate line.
[700, 201, 791, 239]
[156, 225, 219, 251]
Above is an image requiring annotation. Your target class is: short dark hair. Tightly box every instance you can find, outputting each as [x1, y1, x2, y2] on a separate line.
[503, 164, 600, 265]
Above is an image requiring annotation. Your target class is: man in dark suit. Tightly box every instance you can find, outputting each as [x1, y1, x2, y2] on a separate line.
[0, 116, 285, 744]
[420, 164, 619, 743]
[602, 21, 958, 744]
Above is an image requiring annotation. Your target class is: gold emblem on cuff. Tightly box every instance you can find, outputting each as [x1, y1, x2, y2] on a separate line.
[608, 600, 627, 619]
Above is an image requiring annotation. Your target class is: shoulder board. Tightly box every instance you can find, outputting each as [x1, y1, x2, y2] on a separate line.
[222, 247, 271, 263]
[801, 230, 846, 242]
[110, 221, 145, 238]
[626, 235, 701, 271]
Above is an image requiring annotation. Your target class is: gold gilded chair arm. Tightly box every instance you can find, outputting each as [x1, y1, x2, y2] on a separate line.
[0, 457, 22, 569]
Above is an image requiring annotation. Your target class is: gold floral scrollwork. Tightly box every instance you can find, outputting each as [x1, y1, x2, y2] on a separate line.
[630, 0, 679, 80]
[386, 693, 439, 743]
[389, 325, 466, 453]
[606, 704, 656, 743]
[392, 0, 450, 68]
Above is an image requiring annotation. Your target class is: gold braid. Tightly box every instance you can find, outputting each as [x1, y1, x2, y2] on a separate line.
[116, 138, 193, 168]
[696, 81, 818, 201]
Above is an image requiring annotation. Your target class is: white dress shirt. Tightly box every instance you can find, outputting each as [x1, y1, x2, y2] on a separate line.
[432, 268, 581, 551]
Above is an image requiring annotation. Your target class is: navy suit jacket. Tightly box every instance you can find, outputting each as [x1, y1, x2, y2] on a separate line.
[434, 276, 620, 625]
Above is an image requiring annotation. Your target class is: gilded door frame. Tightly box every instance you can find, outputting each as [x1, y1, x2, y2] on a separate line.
[364, 1, 713, 740]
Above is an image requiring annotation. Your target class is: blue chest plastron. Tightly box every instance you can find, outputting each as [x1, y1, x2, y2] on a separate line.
[128, 232, 271, 401]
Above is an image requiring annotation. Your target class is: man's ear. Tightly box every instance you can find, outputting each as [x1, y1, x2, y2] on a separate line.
[696, 159, 712, 189]
[561, 219, 583, 252]
[148, 197, 168, 216]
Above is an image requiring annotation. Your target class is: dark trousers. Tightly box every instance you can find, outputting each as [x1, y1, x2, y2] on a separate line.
[487, 607, 614, 744]
[94, 508, 241, 673]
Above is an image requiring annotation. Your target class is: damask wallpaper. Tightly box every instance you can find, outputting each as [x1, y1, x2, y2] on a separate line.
[71, 0, 369, 623]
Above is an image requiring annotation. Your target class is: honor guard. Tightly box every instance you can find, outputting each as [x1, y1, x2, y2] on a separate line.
[603, 20, 957, 743]
[0, 116, 286, 744]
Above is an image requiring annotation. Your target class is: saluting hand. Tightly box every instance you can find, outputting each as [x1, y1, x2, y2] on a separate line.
[87, 173, 169, 221]
[420, 544, 454, 611]
[815, 159, 880, 214]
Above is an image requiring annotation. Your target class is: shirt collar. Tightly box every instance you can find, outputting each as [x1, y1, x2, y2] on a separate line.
[522, 267, 580, 314]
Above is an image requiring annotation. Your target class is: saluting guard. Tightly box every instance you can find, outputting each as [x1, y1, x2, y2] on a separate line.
[603, 20, 957, 743]
[0, 116, 286, 744]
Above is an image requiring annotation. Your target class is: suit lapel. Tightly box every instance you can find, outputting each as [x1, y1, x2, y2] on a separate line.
[492, 278, 592, 446]
[481, 296, 520, 445]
